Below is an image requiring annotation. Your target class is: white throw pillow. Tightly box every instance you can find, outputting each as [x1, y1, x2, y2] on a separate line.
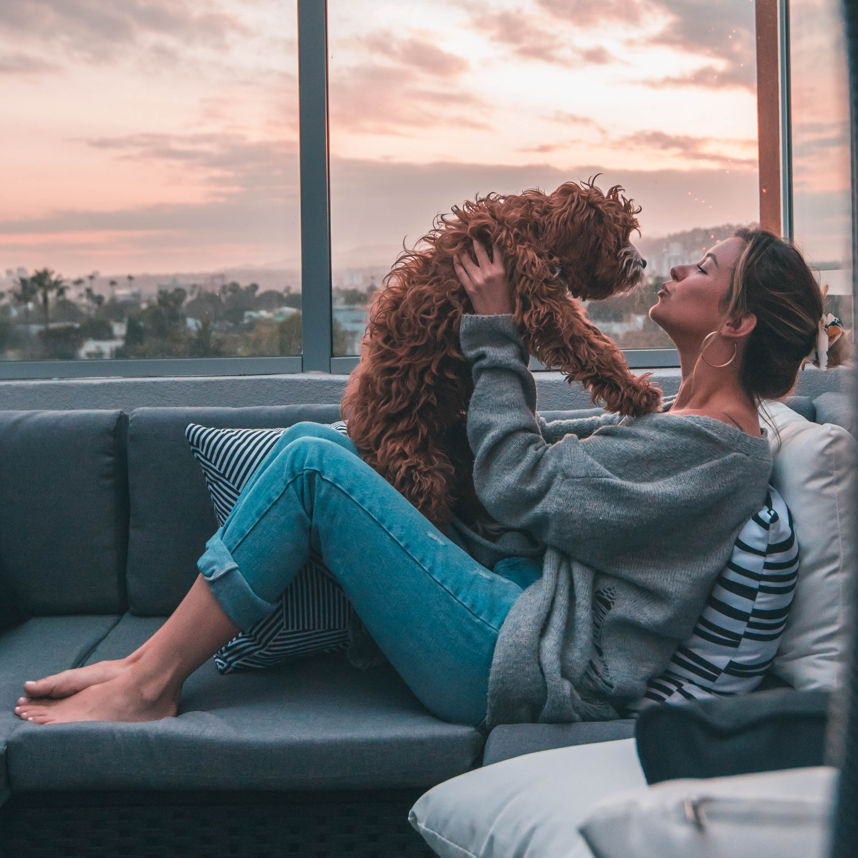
[578, 766, 836, 858]
[760, 400, 857, 690]
[409, 739, 646, 858]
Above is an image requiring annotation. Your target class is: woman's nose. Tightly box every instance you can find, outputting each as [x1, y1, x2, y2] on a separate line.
[669, 266, 680, 281]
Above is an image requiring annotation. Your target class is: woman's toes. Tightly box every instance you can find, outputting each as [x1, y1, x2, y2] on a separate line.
[31, 714, 55, 725]
[17, 697, 30, 705]
[22, 708, 54, 725]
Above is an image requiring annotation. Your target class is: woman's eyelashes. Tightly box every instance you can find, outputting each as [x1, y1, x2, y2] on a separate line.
[697, 264, 707, 275]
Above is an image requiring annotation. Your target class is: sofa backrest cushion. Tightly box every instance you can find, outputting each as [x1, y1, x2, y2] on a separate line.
[0, 410, 128, 615]
[126, 405, 342, 615]
[760, 400, 857, 690]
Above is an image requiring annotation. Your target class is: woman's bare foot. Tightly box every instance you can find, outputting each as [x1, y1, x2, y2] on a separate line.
[14, 666, 180, 725]
[14, 575, 240, 725]
[20, 658, 131, 703]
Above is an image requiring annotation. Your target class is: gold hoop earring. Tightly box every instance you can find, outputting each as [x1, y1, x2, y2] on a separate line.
[700, 331, 738, 368]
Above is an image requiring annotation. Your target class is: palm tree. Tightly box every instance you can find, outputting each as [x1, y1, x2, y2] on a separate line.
[29, 268, 67, 330]
[11, 274, 37, 325]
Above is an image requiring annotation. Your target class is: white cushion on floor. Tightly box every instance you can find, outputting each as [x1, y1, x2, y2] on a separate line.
[760, 400, 857, 690]
[409, 738, 645, 858]
[579, 765, 837, 858]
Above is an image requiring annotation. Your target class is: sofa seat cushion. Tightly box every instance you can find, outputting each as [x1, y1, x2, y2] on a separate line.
[0, 615, 122, 805]
[483, 721, 636, 766]
[6, 614, 483, 793]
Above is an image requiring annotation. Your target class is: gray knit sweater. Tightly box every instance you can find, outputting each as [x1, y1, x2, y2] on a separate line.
[455, 314, 773, 728]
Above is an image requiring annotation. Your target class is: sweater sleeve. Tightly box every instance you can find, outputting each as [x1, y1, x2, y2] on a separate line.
[459, 314, 618, 545]
[459, 314, 770, 566]
[537, 411, 622, 443]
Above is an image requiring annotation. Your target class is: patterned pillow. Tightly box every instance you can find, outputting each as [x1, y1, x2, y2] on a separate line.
[186, 422, 356, 674]
[631, 485, 798, 710]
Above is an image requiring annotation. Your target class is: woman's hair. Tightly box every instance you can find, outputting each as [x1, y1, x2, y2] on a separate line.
[721, 227, 824, 402]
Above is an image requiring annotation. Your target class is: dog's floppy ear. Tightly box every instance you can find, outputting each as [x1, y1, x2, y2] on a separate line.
[538, 182, 597, 253]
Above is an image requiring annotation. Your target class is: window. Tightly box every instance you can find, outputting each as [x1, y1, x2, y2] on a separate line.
[0, 1, 301, 373]
[788, 0, 854, 331]
[328, 0, 760, 360]
[0, 1, 845, 377]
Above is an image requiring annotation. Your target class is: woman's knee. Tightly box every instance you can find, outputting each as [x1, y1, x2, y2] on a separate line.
[274, 435, 358, 481]
[281, 421, 357, 454]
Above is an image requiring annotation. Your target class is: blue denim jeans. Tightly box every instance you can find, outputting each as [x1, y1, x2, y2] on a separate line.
[197, 422, 540, 726]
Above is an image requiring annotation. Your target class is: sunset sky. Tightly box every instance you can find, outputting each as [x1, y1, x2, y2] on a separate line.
[0, 0, 844, 281]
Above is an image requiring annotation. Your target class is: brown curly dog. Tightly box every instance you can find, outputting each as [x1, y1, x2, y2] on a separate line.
[341, 180, 663, 529]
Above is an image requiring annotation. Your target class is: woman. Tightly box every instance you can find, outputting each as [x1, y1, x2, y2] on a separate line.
[14, 228, 823, 727]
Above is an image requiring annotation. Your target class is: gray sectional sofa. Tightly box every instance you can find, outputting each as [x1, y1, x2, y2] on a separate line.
[0, 394, 847, 856]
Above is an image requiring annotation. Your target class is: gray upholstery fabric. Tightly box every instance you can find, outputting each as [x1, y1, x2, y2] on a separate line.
[785, 395, 817, 423]
[0, 410, 128, 615]
[126, 405, 342, 615]
[7, 614, 483, 792]
[0, 615, 121, 805]
[482, 721, 637, 766]
[814, 391, 855, 435]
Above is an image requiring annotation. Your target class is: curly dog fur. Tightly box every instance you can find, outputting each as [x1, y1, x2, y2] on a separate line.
[342, 180, 663, 529]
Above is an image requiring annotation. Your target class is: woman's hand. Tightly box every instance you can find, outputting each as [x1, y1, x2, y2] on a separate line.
[454, 239, 514, 315]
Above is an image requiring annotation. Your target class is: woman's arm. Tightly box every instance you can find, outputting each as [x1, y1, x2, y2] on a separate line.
[537, 412, 622, 444]
[458, 312, 611, 542]
[453, 241, 616, 540]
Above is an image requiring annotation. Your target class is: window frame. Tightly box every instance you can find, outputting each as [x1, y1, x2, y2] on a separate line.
[0, 0, 789, 380]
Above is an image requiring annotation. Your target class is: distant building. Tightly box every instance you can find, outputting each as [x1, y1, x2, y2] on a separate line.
[342, 269, 364, 287]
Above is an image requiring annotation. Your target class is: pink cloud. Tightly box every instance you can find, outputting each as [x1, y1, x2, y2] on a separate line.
[475, 10, 619, 67]
[363, 33, 469, 77]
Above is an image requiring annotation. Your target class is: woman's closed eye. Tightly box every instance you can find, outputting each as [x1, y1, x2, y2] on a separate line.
[697, 264, 707, 275]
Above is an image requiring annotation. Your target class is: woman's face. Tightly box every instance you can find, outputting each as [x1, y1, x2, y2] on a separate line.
[649, 236, 747, 346]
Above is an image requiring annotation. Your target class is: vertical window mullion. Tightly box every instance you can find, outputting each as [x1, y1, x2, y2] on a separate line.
[756, 0, 784, 235]
[298, 0, 332, 372]
[779, 0, 794, 239]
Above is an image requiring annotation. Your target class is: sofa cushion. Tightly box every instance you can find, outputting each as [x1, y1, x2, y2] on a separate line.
[6, 614, 483, 793]
[814, 391, 856, 435]
[0, 410, 128, 615]
[634, 688, 830, 785]
[483, 721, 636, 766]
[0, 555, 28, 634]
[760, 400, 857, 689]
[0, 615, 122, 805]
[411, 739, 645, 858]
[578, 766, 836, 858]
[784, 395, 816, 422]
[126, 406, 341, 615]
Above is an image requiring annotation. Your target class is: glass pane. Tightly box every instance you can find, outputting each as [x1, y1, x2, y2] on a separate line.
[0, 1, 301, 362]
[328, 0, 759, 356]
[789, 0, 854, 338]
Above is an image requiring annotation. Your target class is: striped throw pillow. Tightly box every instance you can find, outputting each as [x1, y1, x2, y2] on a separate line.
[632, 485, 799, 710]
[186, 422, 356, 674]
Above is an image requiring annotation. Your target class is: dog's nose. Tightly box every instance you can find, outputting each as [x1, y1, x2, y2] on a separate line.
[640, 258, 647, 269]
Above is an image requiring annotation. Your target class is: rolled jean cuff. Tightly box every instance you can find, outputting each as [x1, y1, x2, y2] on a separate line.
[197, 530, 277, 630]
